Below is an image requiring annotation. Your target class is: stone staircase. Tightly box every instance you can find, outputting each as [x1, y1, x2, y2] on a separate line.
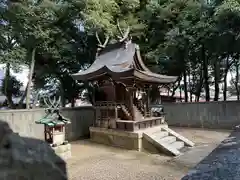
[143, 127, 194, 156]
[120, 104, 144, 120]
[133, 105, 144, 120]
[120, 105, 132, 120]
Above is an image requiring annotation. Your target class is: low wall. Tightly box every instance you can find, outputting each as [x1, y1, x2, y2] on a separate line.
[0, 106, 95, 141]
[2, 100, 239, 139]
[164, 101, 240, 129]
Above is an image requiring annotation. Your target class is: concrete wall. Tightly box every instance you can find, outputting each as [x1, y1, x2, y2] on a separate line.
[2, 100, 240, 140]
[164, 101, 240, 129]
[0, 106, 95, 141]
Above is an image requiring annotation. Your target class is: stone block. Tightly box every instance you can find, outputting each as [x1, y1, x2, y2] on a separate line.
[109, 120, 116, 129]
[52, 144, 71, 154]
[53, 133, 65, 146]
[90, 127, 141, 151]
[117, 122, 125, 130]
[140, 123, 145, 129]
[156, 119, 161, 125]
[58, 150, 71, 160]
[0, 121, 68, 179]
[126, 123, 134, 131]
[161, 117, 165, 124]
[145, 122, 150, 129]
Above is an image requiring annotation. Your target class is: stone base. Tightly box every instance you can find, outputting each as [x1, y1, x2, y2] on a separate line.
[116, 117, 165, 131]
[89, 124, 169, 151]
[52, 144, 71, 160]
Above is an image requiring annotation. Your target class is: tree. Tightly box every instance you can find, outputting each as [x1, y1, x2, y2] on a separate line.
[1, 75, 23, 108]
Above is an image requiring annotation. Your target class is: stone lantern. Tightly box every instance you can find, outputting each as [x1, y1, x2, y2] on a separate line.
[35, 96, 71, 159]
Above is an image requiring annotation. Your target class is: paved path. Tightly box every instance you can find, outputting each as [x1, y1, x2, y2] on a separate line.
[182, 129, 239, 180]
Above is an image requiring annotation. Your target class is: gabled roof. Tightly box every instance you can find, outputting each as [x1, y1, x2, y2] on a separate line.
[72, 41, 177, 84]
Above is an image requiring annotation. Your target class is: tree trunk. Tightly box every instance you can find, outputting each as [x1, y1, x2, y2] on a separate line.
[180, 86, 182, 102]
[223, 74, 227, 101]
[71, 98, 75, 107]
[195, 67, 203, 102]
[183, 71, 188, 102]
[71, 81, 77, 107]
[59, 81, 66, 107]
[4, 63, 15, 108]
[223, 56, 231, 101]
[234, 61, 240, 100]
[26, 47, 36, 109]
[171, 77, 181, 97]
[18, 82, 28, 108]
[139, 0, 148, 10]
[188, 71, 193, 102]
[202, 45, 210, 101]
[214, 58, 220, 101]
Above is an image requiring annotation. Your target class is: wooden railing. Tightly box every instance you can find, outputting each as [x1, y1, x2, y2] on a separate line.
[94, 101, 121, 129]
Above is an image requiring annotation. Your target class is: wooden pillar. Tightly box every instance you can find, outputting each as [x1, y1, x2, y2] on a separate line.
[115, 106, 118, 120]
[44, 125, 47, 141]
[92, 82, 96, 127]
[127, 87, 135, 121]
[143, 91, 147, 117]
[146, 85, 150, 117]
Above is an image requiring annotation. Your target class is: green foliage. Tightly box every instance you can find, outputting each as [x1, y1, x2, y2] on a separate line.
[1, 75, 23, 98]
[2, 0, 240, 105]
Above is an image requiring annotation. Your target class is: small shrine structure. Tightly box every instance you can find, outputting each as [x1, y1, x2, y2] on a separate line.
[72, 25, 177, 131]
[35, 96, 71, 159]
[72, 24, 194, 155]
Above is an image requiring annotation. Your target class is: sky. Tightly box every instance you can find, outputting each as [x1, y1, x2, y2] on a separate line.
[0, 64, 29, 89]
[0, 63, 234, 96]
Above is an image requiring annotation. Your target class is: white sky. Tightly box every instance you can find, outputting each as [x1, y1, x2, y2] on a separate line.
[0, 63, 234, 93]
[0, 64, 29, 87]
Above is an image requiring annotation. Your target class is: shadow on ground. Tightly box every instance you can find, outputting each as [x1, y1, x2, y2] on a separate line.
[181, 128, 240, 180]
[0, 120, 68, 180]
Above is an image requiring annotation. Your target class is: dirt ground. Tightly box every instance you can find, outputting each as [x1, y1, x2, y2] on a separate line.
[66, 127, 230, 180]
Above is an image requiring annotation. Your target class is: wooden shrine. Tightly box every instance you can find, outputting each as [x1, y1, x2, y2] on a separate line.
[72, 24, 177, 132]
[35, 96, 71, 159]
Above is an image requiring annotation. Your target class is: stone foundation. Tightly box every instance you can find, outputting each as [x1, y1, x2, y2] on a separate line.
[89, 125, 168, 151]
[116, 117, 165, 131]
[52, 144, 71, 160]
[90, 127, 142, 151]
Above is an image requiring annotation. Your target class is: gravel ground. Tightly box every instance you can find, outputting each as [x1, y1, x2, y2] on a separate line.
[66, 128, 230, 180]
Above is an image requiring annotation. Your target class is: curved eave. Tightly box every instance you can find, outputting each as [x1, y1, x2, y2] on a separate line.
[72, 66, 134, 81]
[134, 46, 177, 84]
[135, 45, 152, 72]
[134, 70, 177, 84]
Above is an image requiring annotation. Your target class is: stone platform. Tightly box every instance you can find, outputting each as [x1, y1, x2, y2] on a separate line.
[52, 144, 71, 160]
[116, 117, 165, 131]
[90, 125, 194, 156]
